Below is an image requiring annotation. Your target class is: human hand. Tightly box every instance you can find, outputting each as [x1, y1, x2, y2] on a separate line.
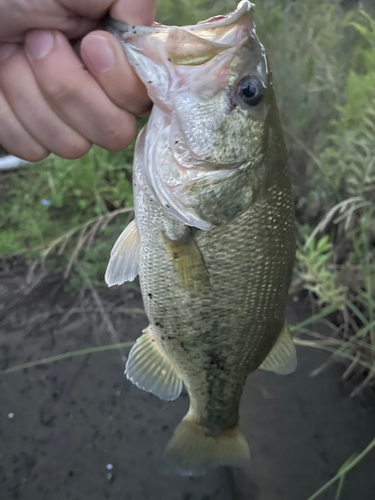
[0, 0, 156, 161]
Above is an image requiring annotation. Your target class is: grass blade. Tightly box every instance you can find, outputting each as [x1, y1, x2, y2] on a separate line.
[0, 342, 135, 376]
[305, 438, 375, 500]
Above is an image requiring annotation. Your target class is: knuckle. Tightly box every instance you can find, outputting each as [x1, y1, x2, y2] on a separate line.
[45, 78, 82, 107]
[59, 140, 91, 160]
[0, 133, 48, 163]
[101, 115, 136, 151]
[20, 146, 49, 163]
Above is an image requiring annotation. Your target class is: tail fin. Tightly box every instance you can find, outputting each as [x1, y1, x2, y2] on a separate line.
[164, 417, 250, 476]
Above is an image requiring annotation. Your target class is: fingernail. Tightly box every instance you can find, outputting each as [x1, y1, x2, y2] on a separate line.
[25, 31, 54, 60]
[81, 35, 115, 74]
[0, 44, 18, 61]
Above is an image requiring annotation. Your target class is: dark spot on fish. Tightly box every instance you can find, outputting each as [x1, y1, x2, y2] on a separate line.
[167, 336, 173, 340]
[166, 204, 170, 208]
[132, 26, 135, 29]
[148, 80, 152, 84]
[180, 341, 188, 352]
[155, 322, 164, 329]
[168, 58, 171, 62]
[175, 140, 179, 144]
[151, 338, 155, 342]
[208, 352, 225, 371]
[173, 252, 179, 259]
[148, 293, 153, 299]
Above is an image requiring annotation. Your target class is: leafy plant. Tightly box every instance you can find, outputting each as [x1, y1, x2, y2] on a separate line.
[0, 143, 135, 258]
[297, 232, 348, 309]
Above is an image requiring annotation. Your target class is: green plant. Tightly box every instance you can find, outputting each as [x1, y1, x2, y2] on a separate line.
[297, 231, 348, 309]
[0, 146, 134, 256]
[305, 438, 375, 500]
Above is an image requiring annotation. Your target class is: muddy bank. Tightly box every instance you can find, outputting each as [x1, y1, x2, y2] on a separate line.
[0, 274, 374, 500]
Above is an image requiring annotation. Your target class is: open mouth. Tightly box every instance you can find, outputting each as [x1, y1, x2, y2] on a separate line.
[105, 1, 253, 42]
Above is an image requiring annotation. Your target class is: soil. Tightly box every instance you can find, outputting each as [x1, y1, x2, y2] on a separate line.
[0, 267, 375, 500]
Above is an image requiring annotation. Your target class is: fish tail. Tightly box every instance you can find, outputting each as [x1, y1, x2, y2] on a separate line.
[164, 416, 250, 476]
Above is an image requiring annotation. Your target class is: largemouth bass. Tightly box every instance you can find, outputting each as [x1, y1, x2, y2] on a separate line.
[105, 0, 296, 476]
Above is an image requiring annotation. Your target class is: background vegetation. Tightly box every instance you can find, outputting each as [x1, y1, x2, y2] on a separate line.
[1, 0, 375, 386]
[1, 1, 375, 497]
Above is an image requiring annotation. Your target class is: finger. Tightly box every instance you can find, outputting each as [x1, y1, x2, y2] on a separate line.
[0, 13, 97, 44]
[110, 0, 157, 26]
[59, 0, 116, 20]
[0, 90, 48, 162]
[25, 30, 137, 151]
[80, 31, 151, 115]
[0, 44, 91, 159]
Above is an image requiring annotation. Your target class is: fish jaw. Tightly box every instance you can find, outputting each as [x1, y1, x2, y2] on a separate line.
[108, 0, 267, 163]
[107, 1, 277, 229]
[142, 106, 257, 229]
[113, 5, 256, 111]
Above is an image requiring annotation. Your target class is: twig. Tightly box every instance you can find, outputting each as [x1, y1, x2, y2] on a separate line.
[350, 369, 375, 399]
[64, 227, 91, 278]
[342, 351, 361, 381]
[77, 266, 127, 364]
[1, 207, 134, 259]
[293, 339, 374, 371]
[310, 357, 335, 378]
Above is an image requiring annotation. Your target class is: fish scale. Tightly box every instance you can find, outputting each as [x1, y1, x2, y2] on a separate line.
[134, 123, 295, 428]
[105, 0, 297, 476]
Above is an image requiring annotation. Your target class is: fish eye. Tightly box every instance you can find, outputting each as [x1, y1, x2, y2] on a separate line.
[237, 76, 265, 107]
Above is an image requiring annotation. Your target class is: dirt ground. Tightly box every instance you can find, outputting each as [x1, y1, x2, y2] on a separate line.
[0, 266, 375, 500]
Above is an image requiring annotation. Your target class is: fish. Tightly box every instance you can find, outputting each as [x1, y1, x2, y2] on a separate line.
[105, 0, 297, 476]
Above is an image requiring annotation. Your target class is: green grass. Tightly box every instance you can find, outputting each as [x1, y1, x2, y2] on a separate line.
[1, 0, 374, 372]
[0, 1, 375, 493]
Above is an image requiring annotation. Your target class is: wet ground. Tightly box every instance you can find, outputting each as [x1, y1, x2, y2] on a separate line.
[0, 270, 375, 500]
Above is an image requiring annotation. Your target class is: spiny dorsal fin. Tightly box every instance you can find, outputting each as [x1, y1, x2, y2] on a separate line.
[125, 327, 183, 401]
[259, 323, 297, 375]
[105, 219, 140, 287]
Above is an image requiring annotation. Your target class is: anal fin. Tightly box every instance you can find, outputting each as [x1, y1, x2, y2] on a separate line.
[105, 219, 140, 287]
[125, 327, 183, 401]
[259, 323, 297, 375]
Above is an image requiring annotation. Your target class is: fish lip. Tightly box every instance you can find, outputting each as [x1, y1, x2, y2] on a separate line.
[105, 1, 254, 40]
[193, 1, 253, 29]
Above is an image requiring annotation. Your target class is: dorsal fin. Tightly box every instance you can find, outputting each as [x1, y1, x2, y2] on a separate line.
[259, 324, 297, 375]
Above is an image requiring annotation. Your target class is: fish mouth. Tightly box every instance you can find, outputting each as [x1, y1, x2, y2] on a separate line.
[105, 1, 253, 41]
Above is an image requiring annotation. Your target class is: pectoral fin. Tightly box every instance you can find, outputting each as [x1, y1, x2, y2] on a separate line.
[163, 230, 210, 294]
[105, 219, 140, 287]
[125, 327, 183, 401]
[259, 324, 297, 375]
